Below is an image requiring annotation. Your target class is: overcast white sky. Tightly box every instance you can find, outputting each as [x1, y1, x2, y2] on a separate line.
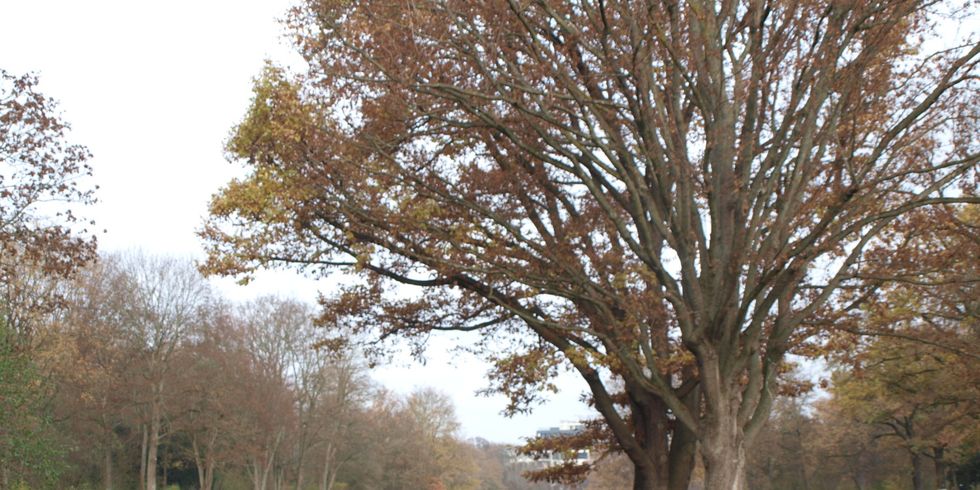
[0, 0, 591, 444]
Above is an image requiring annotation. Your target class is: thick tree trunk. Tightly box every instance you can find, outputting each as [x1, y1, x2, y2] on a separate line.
[667, 423, 697, 490]
[629, 390, 671, 490]
[633, 465, 664, 490]
[668, 387, 700, 490]
[698, 347, 750, 490]
[620, 405, 698, 490]
[702, 440, 748, 490]
[700, 396, 749, 490]
[619, 378, 698, 490]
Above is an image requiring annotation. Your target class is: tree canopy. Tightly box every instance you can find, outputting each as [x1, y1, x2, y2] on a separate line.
[201, 1, 980, 489]
[0, 69, 96, 282]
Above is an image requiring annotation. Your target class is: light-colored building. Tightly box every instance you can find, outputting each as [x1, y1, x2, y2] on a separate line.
[510, 422, 593, 466]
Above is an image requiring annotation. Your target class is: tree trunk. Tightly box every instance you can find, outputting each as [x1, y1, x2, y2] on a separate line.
[668, 387, 700, 490]
[139, 423, 148, 490]
[702, 442, 748, 490]
[627, 389, 671, 490]
[633, 465, 664, 490]
[700, 398, 749, 490]
[699, 348, 749, 490]
[295, 442, 306, 490]
[251, 458, 266, 490]
[319, 441, 336, 490]
[146, 399, 160, 490]
[911, 452, 926, 490]
[103, 442, 113, 490]
[933, 447, 946, 490]
[193, 435, 216, 490]
[620, 412, 698, 490]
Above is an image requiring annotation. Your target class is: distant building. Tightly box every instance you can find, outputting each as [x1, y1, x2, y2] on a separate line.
[510, 422, 593, 466]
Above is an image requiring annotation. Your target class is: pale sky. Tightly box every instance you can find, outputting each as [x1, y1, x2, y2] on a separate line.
[0, 0, 591, 444]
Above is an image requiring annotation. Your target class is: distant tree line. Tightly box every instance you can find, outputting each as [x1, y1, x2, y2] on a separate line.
[1, 251, 572, 490]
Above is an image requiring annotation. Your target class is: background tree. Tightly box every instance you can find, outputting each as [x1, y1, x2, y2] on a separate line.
[0, 68, 96, 487]
[176, 301, 252, 490]
[0, 317, 65, 487]
[311, 352, 369, 490]
[744, 397, 815, 490]
[202, 1, 980, 489]
[831, 337, 980, 490]
[1, 69, 96, 315]
[826, 204, 980, 490]
[237, 296, 306, 490]
[55, 256, 138, 490]
[117, 253, 212, 490]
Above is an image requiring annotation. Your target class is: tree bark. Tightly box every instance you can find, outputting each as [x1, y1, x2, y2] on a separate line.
[911, 452, 926, 490]
[667, 386, 700, 490]
[698, 347, 750, 490]
[616, 378, 699, 490]
[667, 422, 698, 490]
[702, 438, 748, 490]
[619, 403, 699, 490]
[139, 423, 148, 490]
[192, 434, 216, 490]
[933, 447, 946, 490]
[146, 397, 161, 490]
[627, 389, 671, 490]
[700, 391, 749, 490]
[319, 441, 337, 490]
[103, 442, 113, 490]
[251, 458, 265, 490]
[294, 438, 306, 490]
[633, 465, 664, 490]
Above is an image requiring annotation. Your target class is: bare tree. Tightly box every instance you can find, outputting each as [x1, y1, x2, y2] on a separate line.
[117, 253, 211, 490]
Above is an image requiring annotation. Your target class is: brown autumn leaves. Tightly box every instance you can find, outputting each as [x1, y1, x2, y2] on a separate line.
[2, 0, 979, 489]
[1, 69, 97, 332]
[203, 0, 980, 489]
[200, 1, 978, 489]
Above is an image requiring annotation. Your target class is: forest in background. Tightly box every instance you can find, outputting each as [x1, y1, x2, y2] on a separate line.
[0, 252, 561, 490]
[1, 251, 978, 489]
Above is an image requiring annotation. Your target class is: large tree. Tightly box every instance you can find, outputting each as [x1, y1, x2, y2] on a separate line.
[202, 1, 980, 489]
